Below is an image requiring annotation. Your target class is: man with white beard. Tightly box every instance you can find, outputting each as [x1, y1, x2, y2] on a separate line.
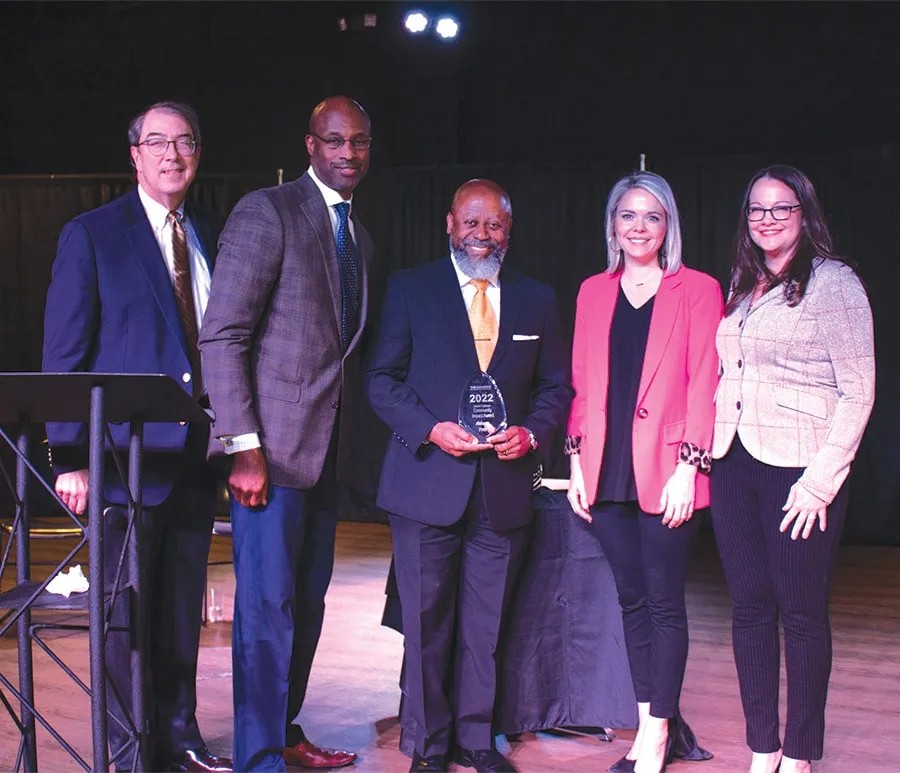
[364, 179, 572, 772]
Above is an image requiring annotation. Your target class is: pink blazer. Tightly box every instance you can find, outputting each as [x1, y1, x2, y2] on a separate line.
[568, 267, 723, 513]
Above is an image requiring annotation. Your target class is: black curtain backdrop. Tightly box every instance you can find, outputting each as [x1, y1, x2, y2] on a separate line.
[2, 143, 898, 543]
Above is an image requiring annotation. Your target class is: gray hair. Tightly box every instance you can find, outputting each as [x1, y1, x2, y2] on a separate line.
[127, 101, 202, 147]
[604, 171, 683, 275]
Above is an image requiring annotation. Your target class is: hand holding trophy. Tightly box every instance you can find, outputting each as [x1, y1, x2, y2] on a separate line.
[458, 371, 508, 442]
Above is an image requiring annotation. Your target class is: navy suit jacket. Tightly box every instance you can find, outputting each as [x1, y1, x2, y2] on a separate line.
[42, 187, 222, 506]
[364, 258, 573, 531]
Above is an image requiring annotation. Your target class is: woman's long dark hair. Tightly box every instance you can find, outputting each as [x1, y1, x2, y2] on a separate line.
[725, 164, 857, 316]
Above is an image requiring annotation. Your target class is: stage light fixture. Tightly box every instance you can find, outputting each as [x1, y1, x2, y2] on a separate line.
[434, 16, 459, 40]
[338, 13, 377, 32]
[404, 11, 429, 34]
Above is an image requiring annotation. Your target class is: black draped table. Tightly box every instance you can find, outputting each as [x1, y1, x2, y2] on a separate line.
[383, 487, 711, 759]
[494, 487, 637, 734]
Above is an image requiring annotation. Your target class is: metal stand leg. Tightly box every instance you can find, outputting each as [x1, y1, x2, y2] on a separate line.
[128, 419, 147, 769]
[15, 422, 37, 772]
[88, 385, 109, 771]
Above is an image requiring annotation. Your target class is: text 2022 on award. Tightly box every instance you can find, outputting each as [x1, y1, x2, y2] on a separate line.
[458, 372, 507, 443]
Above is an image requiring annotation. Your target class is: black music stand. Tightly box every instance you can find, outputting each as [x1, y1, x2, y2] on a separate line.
[0, 373, 210, 772]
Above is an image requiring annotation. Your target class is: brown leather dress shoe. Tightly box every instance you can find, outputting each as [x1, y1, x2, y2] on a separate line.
[168, 746, 233, 772]
[283, 740, 357, 769]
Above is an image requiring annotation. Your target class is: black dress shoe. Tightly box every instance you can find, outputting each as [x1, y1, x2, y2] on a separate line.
[609, 755, 636, 773]
[454, 747, 517, 773]
[169, 747, 233, 772]
[410, 751, 449, 771]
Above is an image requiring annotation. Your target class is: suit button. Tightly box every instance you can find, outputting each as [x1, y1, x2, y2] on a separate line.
[331, 400, 340, 410]
[182, 372, 191, 383]
[736, 401, 742, 410]
[737, 359, 743, 368]
[637, 408, 648, 419]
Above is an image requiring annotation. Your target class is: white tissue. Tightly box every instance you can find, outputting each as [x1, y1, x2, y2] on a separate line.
[46, 564, 89, 598]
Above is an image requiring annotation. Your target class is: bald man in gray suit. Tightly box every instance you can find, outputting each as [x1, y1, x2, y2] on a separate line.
[200, 96, 373, 772]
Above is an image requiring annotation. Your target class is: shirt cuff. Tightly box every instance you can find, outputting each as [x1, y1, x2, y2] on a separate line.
[678, 441, 711, 473]
[221, 432, 261, 454]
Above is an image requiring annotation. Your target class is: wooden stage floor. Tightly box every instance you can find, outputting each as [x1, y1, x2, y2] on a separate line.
[1, 521, 898, 771]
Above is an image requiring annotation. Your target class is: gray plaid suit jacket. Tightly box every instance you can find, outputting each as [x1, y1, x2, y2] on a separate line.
[199, 172, 374, 489]
[712, 258, 875, 503]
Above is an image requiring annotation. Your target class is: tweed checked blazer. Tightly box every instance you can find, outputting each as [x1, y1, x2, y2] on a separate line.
[712, 258, 875, 503]
[199, 172, 374, 490]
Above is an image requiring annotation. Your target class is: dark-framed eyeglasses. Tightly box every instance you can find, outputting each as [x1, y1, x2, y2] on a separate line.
[134, 136, 198, 157]
[309, 133, 373, 151]
[746, 204, 802, 222]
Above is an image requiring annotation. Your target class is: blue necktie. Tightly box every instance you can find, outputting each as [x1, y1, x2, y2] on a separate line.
[334, 202, 360, 350]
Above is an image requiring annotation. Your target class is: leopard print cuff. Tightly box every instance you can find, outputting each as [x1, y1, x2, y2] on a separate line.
[679, 441, 711, 473]
[564, 435, 582, 456]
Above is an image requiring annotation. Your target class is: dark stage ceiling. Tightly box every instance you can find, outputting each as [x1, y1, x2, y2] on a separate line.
[1, 1, 898, 174]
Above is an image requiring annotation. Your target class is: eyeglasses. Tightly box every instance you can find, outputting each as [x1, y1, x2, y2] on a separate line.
[746, 204, 801, 222]
[309, 133, 373, 151]
[134, 136, 198, 157]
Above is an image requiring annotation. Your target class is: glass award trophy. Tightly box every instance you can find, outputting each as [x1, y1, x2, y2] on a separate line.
[458, 372, 508, 442]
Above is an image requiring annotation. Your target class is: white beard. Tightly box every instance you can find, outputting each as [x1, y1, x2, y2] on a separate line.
[449, 237, 507, 280]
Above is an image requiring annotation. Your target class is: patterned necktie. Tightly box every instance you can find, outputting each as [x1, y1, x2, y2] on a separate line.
[334, 202, 361, 351]
[468, 279, 498, 372]
[167, 210, 202, 397]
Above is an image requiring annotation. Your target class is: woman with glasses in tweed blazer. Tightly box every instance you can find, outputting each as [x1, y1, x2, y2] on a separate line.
[711, 165, 875, 773]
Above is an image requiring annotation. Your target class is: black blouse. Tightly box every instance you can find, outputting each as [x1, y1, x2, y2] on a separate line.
[597, 285, 655, 503]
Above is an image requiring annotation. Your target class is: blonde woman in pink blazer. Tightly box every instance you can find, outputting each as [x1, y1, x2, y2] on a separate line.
[567, 172, 723, 773]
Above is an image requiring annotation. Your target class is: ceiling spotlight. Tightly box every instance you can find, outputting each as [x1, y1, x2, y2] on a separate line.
[404, 11, 429, 34]
[434, 16, 459, 40]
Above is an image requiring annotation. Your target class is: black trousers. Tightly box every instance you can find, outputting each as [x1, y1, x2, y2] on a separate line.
[104, 429, 217, 770]
[589, 500, 701, 718]
[390, 484, 528, 758]
[710, 436, 848, 761]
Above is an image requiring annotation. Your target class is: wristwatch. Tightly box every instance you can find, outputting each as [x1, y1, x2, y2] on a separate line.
[525, 428, 538, 452]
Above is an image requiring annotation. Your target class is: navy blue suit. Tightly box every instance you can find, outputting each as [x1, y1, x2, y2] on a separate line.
[42, 187, 222, 768]
[364, 258, 572, 757]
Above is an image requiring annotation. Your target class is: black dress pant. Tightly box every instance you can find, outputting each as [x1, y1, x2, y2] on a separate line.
[104, 432, 217, 770]
[590, 500, 701, 719]
[390, 484, 528, 758]
[711, 436, 848, 761]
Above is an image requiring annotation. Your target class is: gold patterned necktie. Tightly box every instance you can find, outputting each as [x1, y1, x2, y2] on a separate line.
[167, 210, 202, 397]
[468, 278, 498, 372]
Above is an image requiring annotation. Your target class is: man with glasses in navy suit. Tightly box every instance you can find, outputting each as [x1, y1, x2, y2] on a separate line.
[43, 101, 230, 772]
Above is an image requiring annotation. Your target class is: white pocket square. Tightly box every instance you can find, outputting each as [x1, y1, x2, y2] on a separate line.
[512, 334, 540, 341]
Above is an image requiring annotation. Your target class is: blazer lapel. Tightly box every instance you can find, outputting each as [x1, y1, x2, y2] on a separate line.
[586, 274, 619, 398]
[187, 205, 216, 271]
[346, 214, 371, 353]
[297, 177, 344, 340]
[637, 269, 684, 402]
[487, 268, 522, 373]
[434, 258, 482, 372]
[124, 190, 191, 358]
